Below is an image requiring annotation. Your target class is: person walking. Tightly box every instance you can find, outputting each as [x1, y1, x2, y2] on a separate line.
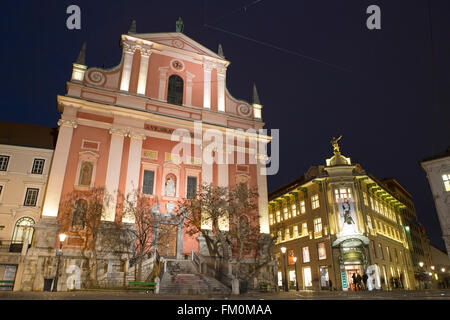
[362, 272, 368, 290]
[356, 273, 362, 292]
[352, 273, 357, 291]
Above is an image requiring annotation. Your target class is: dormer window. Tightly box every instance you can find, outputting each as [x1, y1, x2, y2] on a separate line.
[167, 74, 183, 105]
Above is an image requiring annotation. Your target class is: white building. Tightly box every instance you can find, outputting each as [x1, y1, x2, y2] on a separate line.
[420, 147, 450, 259]
[0, 122, 55, 290]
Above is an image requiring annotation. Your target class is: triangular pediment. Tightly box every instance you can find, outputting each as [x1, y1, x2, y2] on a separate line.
[130, 32, 225, 60]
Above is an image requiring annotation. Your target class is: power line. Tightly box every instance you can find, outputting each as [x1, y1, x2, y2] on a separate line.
[204, 24, 351, 73]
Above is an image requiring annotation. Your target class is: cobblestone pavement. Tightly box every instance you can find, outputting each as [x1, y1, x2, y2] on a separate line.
[0, 289, 449, 300]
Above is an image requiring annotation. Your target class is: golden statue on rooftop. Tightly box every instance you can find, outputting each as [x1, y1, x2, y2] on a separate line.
[331, 135, 342, 153]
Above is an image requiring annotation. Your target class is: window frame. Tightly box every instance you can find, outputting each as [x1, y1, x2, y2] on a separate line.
[30, 158, 45, 175]
[0, 155, 10, 172]
[23, 187, 39, 207]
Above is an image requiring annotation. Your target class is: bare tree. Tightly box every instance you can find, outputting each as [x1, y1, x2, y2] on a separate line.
[58, 187, 112, 288]
[180, 183, 274, 283]
[121, 189, 175, 281]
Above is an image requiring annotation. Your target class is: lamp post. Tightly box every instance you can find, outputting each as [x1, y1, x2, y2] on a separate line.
[293, 256, 299, 291]
[280, 247, 288, 292]
[52, 233, 66, 292]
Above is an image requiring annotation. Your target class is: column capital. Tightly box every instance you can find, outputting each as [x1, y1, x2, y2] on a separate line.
[203, 60, 214, 72]
[109, 128, 128, 137]
[128, 131, 147, 140]
[123, 42, 137, 54]
[136, 44, 153, 57]
[57, 119, 77, 128]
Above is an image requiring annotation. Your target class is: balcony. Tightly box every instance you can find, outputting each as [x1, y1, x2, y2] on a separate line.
[0, 240, 30, 253]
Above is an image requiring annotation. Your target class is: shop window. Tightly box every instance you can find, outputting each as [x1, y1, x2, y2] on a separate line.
[303, 267, 312, 287]
[320, 266, 329, 288]
[302, 246, 310, 263]
[318, 242, 326, 260]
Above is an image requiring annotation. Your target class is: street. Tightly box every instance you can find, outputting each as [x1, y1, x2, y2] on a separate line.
[0, 289, 449, 300]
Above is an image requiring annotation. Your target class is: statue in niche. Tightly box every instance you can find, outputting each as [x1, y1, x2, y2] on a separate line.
[166, 201, 175, 214]
[165, 176, 176, 197]
[79, 162, 93, 186]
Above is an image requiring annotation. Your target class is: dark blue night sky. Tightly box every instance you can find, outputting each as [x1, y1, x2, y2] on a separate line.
[1, 1, 449, 250]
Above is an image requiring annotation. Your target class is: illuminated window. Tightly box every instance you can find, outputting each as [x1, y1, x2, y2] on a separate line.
[363, 192, 369, 206]
[285, 228, 290, 240]
[374, 200, 379, 213]
[334, 188, 352, 201]
[276, 211, 281, 222]
[23, 188, 39, 206]
[314, 218, 322, 233]
[367, 216, 373, 230]
[277, 231, 282, 243]
[442, 174, 450, 192]
[303, 267, 312, 287]
[0, 155, 10, 171]
[301, 222, 308, 236]
[292, 204, 297, 217]
[370, 197, 374, 210]
[269, 214, 274, 225]
[12, 217, 35, 245]
[284, 207, 289, 220]
[31, 158, 45, 174]
[318, 242, 326, 260]
[302, 246, 310, 263]
[300, 201, 306, 214]
[311, 194, 320, 210]
[293, 225, 299, 238]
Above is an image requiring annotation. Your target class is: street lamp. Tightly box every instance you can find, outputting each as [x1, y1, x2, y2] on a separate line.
[418, 261, 424, 268]
[280, 247, 288, 292]
[441, 268, 446, 273]
[431, 266, 435, 271]
[52, 233, 66, 292]
[293, 256, 299, 291]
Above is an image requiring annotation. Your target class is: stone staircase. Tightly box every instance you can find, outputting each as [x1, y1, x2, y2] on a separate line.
[159, 259, 231, 295]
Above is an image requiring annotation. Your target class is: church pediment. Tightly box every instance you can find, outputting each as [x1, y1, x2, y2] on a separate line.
[130, 32, 225, 61]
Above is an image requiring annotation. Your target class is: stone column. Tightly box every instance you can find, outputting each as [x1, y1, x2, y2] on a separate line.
[257, 154, 270, 234]
[137, 47, 151, 95]
[123, 132, 146, 223]
[158, 67, 169, 101]
[185, 71, 195, 106]
[217, 65, 226, 112]
[120, 43, 136, 92]
[203, 61, 213, 109]
[103, 128, 127, 221]
[42, 119, 77, 217]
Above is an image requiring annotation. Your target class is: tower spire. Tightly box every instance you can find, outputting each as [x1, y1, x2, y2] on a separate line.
[218, 44, 225, 58]
[128, 20, 136, 34]
[252, 83, 261, 105]
[76, 42, 86, 65]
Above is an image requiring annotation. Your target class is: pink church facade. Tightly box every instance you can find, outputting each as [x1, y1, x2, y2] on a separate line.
[41, 29, 270, 259]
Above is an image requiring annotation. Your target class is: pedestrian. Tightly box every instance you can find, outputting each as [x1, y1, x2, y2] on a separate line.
[356, 273, 362, 291]
[362, 272, 368, 290]
[352, 273, 357, 291]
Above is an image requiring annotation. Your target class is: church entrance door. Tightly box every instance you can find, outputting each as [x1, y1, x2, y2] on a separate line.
[158, 224, 177, 258]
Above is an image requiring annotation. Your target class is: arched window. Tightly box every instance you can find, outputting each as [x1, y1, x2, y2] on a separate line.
[72, 199, 87, 228]
[12, 217, 35, 244]
[167, 75, 183, 105]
